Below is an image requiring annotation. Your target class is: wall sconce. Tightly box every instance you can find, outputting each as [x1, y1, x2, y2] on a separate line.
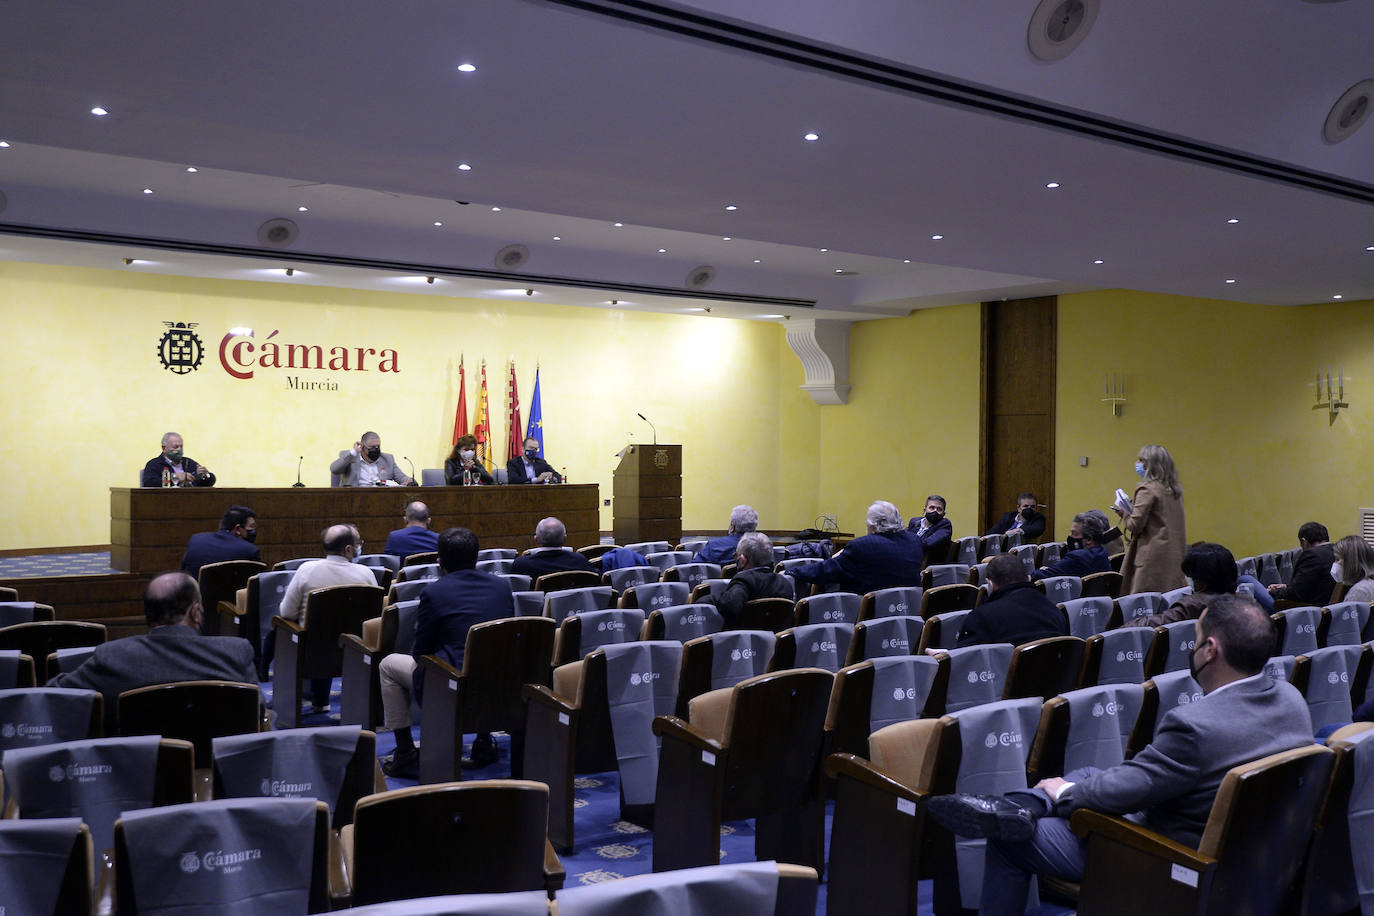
[1314, 367, 1348, 425]
[1102, 373, 1126, 417]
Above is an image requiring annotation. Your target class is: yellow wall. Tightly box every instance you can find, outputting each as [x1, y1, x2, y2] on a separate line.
[5, 259, 1371, 561]
[0, 261, 802, 551]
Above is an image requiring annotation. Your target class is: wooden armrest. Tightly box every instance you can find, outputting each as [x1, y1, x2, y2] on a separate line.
[1069, 809, 1217, 870]
[271, 615, 304, 634]
[824, 752, 924, 802]
[419, 654, 461, 679]
[328, 831, 351, 903]
[216, 599, 245, 618]
[651, 715, 724, 753]
[338, 634, 372, 654]
[523, 683, 576, 714]
[543, 838, 566, 891]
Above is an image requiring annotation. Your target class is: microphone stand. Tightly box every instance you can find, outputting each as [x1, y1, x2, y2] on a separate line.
[292, 455, 305, 488]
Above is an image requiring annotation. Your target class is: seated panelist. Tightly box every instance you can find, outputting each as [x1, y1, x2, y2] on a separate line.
[330, 431, 415, 486]
[141, 431, 215, 487]
[506, 436, 561, 484]
[444, 434, 494, 486]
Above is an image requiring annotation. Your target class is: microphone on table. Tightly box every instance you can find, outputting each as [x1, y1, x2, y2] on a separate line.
[292, 455, 305, 488]
[403, 456, 416, 484]
[637, 412, 657, 444]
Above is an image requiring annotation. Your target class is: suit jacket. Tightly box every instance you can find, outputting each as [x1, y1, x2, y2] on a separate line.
[1031, 546, 1111, 581]
[141, 455, 215, 488]
[180, 530, 261, 577]
[510, 548, 593, 581]
[49, 625, 257, 734]
[410, 568, 515, 701]
[907, 516, 953, 563]
[384, 526, 439, 559]
[790, 529, 923, 595]
[505, 455, 561, 484]
[987, 509, 1046, 541]
[1282, 544, 1336, 606]
[443, 457, 494, 486]
[329, 450, 412, 486]
[1058, 673, 1313, 847]
[705, 566, 794, 629]
[1121, 480, 1186, 594]
[953, 580, 1067, 648]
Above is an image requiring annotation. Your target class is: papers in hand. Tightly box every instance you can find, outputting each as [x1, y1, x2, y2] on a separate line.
[1113, 488, 1133, 516]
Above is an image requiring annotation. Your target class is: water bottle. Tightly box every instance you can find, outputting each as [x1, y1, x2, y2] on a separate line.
[463, 468, 472, 487]
[561, 467, 569, 484]
[161, 468, 172, 488]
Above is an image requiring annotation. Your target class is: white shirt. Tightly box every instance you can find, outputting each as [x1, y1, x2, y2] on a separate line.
[277, 555, 378, 623]
[357, 459, 382, 486]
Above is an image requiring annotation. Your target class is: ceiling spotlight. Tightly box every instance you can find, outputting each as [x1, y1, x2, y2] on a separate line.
[1045, 181, 1061, 189]
[613, 222, 623, 227]
[552, 236, 561, 241]
[284, 268, 295, 277]
[722, 236, 732, 241]
[90, 106, 108, 116]
[123, 258, 137, 265]
[1092, 259, 1104, 264]
[931, 234, 944, 240]
[903, 259, 912, 264]
[433, 221, 443, 227]
[819, 248, 828, 252]
[1365, 245, 1373, 251]
[753, 259, 761, 263]
[833, 268, 843, 274]
[658, 248, 667, 253]
[457, 63, 477, 72]
[761, 314, 784, 319]
[426, 276, 435, 284]
[525, 289, 534, 296]
[490, 206, 501, 212]
[0, 141, 10, 148]
[724, 204, 737, 211]
[1333, 294, 1344, 299]
[184, 166, 196, 172]
[1225, 279, 1236, 284]
[457, 163, 471, 171]
[1226, 218, 1239, 224]
[803, 131, 820, 141]
[142, 188, 153, 194]
[298, 206, 309, 212]
[610, 300, 619, 306]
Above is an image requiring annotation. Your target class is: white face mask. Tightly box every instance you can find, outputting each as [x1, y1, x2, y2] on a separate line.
[460, 450, 475, 460]
[1332, 562, 1344, 582]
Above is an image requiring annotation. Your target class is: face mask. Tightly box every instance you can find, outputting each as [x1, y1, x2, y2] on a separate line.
[1332, 562, 1344, 582]
[1186, 577, 1195, 591]
[242, 528, 257, 544]
[460, 450, 475, 461]
[1065, 536, 1084, 552]
[1134, 462, 1146, 477]
[1020, 507, 1035, 519]
[525, 448, 538, 459]
[365, 446, 381, 461]
[167, 449, 183, 460]
[1188, 640, 1210, 681]
[924, 510, 943, 524]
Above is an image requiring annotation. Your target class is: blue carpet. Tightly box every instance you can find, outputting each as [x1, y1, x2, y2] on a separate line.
[0, 551, 118, 578]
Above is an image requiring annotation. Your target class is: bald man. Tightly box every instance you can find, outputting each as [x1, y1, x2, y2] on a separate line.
[510, 517, 594, 580]
[385, 501, 439, 558]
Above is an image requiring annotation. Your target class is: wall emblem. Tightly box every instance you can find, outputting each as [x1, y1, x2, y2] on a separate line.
[653, 448, 670, 468]
[157, 322, 205, 374]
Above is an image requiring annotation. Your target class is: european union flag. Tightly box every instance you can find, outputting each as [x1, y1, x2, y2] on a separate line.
[525, 367, 544, 455]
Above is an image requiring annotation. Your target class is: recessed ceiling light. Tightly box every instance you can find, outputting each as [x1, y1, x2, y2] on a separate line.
[1333, 294, 1344, 299]
[433, 221, 443, 227]
[457, 163, 472, 171]
[1045, 181, 1061, 189]
[686, 307, 706, 312]
[903, 259, 912, 264]
[760, 314, 784, 319]
[1092, 259, 1104, 265]
[1226, 218, 1239, 224]
[819, 248, 828, 252]
[803, 132, 820, 142]
[1365, 245, 1374, 251]
[1225, 279, 1236, 284]
[722, 237, 732, 241]
[457, 63, 477, 73]
[298, 206, 308, 212]
[658, 248, 667, 253]
[552, 236, 561, 241]
[833, 268, 844, 274]
[184, 166, 197, 172]
[931, 234, 944, 240]
[0, 141, 10, 148]
[90, 107, 108, 116]
[613, 222, 623, 228]
[490, 206, 501, 212]
[724, 204, 737, 211]
[753, 259, 761, 263]
[142, 188, 153, 194]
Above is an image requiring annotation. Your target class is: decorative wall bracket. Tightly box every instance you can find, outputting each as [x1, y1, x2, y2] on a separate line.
[1314, 367, 1348, 425]
[786, 319, 851, 405]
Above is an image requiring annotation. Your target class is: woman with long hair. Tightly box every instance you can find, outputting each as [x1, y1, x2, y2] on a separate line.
[1332, 534, 1374, 604]
[1114, 444, 1186, 593]
[444, 434, 494, 485]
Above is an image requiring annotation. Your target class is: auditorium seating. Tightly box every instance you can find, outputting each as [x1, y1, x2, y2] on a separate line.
[641, 604, 722, 642]
[0, 601, 55, 627]
[824, 655, 945, 760]
[914, 609, 971, 653]
[395, 563, 440, 584]
[550, 609, 643, 667]
[674, 630, 775, 717]
[271, 584, 384, 728]
[794, 592, 861, 627]
[1081, 570, 1123, 599]
[0, 622, 107, 681]
[386, 579, 429, 605]
[603, 566, 661, 592]
[196, 559, 266, 637]
[1060, 596, 1113, 638]
[541, 586, 614, 625]
[736, 597, 795, 633]
[923, 564, 970, 589]
[0, 818, 94, 915]
[857, 586, 923, 621]
[767, 624, 853, 673]
[1142, 619, 1199, 677]
[339, 599, 419, 729]
[218, 569, 295, 679]
[689, 578, 730, 603]
[402, 552, 438, 567]
[844, 615, 924, 664]
[617, 580, 689, 611]
[1025, 683, 1143, 783]
[476, 558, 514, 574]
[1003, 636, 1085, 700]
[1081, 626, 1154, 686]
[1295, 722, 1374, 916]
[1035, 575, 1082, 604]
[118, 680, 262, 792]
[660, 562, 721, 589]
[478, 549, 517, 561]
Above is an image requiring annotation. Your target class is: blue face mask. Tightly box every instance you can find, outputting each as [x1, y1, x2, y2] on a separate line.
[1134, 462, 1146, 477]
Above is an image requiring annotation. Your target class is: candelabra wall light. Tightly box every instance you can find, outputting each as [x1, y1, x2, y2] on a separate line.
[1103, 373, 1126, 417]
[1314, 367, 1349, 425]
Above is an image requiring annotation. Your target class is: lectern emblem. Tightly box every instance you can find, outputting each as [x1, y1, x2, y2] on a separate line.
[653, 449, 669, 469]
[157, 321, 204, 374]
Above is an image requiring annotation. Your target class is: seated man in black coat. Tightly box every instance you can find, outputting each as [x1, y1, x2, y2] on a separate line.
[1267, 521, 1337, 607]
[986, 492, 1046, 542]
[702, 532, 794, 628]
[1031, 511, 1112, 580]
[378, 526, 514, 778]
[510, 517, 594, 580]
[179, 505, 260, 577]
[50, 572, 257, 733]
[792, 501, 924, 596]
[947, 554, 1066, 649]
[141, 430, 216, 488]
[506, 436, 562, 484]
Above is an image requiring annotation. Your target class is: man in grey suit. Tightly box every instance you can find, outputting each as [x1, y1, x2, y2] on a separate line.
[928, 593, 1313, 916]
[50, 572, 258, 733]
[329, 431, 416, 486]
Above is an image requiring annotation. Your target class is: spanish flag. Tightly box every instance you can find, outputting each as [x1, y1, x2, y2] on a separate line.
[474, 360, 492, 468]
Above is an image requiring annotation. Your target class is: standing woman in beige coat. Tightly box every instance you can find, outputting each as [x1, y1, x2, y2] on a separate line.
[1114, 444, 1187, 594]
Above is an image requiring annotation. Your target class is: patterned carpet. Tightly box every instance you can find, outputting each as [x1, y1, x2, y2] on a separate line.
[0, 550, 119, 578]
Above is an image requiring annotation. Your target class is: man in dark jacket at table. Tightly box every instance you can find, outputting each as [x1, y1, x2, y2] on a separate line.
[791, 500, 924, 596]
[703, 532, 794, 628]
[1267, 521, 1337, 607]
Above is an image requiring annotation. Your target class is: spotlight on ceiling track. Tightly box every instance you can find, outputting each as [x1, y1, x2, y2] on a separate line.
[426, 276, 435, 284]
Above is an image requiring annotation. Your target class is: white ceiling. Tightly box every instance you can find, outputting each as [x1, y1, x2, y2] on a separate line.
[0, 0, 1371, 318]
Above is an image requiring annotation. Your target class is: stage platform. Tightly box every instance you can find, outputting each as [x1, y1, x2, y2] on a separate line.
[0, 550, 150, 639]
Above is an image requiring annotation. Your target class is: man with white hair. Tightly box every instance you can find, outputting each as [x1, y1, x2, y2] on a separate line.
[693, 505, 759, 565]
[141, 431, 216, 487]
[790, 500, 924, 595]
[701, 532, 795, 628]
[510, 517, 595, 580]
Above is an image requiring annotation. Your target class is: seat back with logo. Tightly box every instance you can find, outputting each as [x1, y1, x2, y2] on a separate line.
[675, 630, 776, 718]
[795, 592, 862, 627]
[977, 535, 1004, 560]
[212, 725, 374, 829]
[1111, 592, 1165, 629]
[846, 616, 924, 665]
[619, 581, 690, 611]
[1027, 683, 1144, 782]
[553, 609, 644, 666]
[1273, 606, 1323, 656]
[1127, 670, 1204, 756]
[643, 604, 722, 642]
[951, 537, 979, 567]
[644, 551, 693, 572]
[625, 541, 672, 557]
[604, 566, 661, 592]
[916, 609, 972, 654]
[942, 644, 1014, 713]
[1293, 645, 1369, 732]
[662, 562, 723, 589]
[1145, 619, 1199, 676]
[543, 586, 615, 625]
[768, 624, 853, 673]
[1082, 627, 1155, 687]
[0, 688, 101, 754]
[1324, 600, 1371, 647]
[476, 559, 514, 574]
[0, 817, 93, 915]
[396, 563, 441, 584]
[826, 655, 946, 759]
[1036, 576, 1082, 605]
[924, 565, 971, 589]
[1061, 597, 1113, 639]
[1036, 543, 1063, 567]
[114, 796, 330, 915]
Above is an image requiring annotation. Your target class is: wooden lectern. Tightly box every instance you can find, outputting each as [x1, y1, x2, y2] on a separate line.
[612, 445, 682, 545]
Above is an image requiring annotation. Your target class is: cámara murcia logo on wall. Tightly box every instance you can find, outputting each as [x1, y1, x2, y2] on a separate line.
[157, 322, 205, 374]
